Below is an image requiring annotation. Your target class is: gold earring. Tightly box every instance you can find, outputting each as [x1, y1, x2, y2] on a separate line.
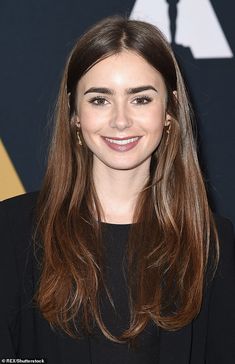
[165, 122, 171, 146]
[76, 129, 82, 146]
[67, 92, 71, 109]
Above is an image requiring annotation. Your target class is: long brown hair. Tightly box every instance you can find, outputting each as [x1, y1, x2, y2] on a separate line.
[35, 15, 219, 342]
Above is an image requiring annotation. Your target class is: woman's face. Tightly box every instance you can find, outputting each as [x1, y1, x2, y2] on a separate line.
[75, 50, 171, 172]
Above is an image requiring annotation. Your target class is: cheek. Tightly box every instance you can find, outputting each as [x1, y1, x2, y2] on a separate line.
[79, 109, 98, 135]
[143, 107, 166, 136]
[78, 107, 107, 134]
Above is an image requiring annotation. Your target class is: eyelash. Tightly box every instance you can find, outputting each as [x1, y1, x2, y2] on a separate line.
[132, 96, 152, 104]
[88, 96, 108, 106]
[88, 95, 153, 106]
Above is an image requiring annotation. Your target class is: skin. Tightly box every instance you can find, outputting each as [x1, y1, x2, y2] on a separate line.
[74, 50, 171, 223]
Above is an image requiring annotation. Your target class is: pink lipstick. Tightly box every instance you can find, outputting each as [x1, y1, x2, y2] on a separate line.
[101, 136, 142, 152]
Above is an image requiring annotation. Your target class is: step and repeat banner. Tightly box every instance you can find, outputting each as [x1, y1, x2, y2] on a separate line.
[0, 0, 235, 225]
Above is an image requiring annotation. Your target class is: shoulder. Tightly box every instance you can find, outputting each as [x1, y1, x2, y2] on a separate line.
[0, 191, 39, 214]
[0, 193, 40, 330]
[213, 213, 235, 270]
[0, 191, 39, 225]
[0, 192, 39, 250]
[208, 213, 235, 310]
[213, 213, 234, 239]
[205, 219, 235, 360]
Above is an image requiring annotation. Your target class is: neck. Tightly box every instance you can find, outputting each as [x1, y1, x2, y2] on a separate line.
[93, 159, 150, 224]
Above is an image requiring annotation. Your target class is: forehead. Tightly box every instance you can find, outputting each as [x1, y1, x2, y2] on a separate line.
[77, 50, 166, 91]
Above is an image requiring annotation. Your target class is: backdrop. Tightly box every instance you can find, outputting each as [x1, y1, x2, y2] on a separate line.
[0, 0, 235, 227]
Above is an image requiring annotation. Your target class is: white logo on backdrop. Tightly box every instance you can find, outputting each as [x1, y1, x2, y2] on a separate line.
[130, 0, 233, 59]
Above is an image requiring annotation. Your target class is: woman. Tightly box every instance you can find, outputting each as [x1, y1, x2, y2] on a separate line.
[1, 15, 235, 363]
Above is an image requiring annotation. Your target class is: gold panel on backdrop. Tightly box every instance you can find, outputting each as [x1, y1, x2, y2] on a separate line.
[0, 139, 25, 201]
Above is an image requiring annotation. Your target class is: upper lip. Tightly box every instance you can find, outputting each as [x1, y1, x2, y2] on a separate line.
[101, 136, 142, 140]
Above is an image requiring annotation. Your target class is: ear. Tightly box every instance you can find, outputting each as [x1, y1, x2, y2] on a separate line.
[164, 112, 172, 127]
[164, 90, 177, 126]
[71, 114, 80, 128]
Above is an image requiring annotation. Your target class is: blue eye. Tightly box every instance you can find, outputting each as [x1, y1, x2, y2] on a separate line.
[133, 96, 152, 105]
[88, 96, 108, 106]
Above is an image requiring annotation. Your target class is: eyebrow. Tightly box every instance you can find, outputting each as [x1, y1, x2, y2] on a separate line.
[83, 85, 158, 95]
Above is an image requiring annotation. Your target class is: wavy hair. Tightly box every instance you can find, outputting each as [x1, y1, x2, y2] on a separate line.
[35, 15, 219, 342]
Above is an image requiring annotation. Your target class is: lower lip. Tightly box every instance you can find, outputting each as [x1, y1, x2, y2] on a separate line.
[102, 137, 142, 152]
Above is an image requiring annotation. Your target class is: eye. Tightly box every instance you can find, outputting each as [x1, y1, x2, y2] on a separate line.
[132, 96, 152, 105]
[88, 96, 109, 106]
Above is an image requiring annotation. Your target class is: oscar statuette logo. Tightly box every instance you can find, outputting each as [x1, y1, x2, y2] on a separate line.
[0, 139, 25, 200]
[130, 0, 233, 59]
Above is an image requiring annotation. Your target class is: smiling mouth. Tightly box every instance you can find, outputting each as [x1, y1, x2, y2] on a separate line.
[101, 136, 142, 152]
[103, 136, 140, 145]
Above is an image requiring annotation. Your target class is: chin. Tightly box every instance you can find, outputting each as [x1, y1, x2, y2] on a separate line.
[103, 159, 147, 171]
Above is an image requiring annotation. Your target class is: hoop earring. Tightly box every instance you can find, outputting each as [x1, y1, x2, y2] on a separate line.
[165, 123, 171, 146]
[76, 129, 83, 146]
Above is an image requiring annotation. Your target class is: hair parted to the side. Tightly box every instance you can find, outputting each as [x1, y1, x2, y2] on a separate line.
[35, 15, 219, 342]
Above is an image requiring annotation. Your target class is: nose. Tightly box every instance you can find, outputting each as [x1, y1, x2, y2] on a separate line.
[109, 102, 133, 130]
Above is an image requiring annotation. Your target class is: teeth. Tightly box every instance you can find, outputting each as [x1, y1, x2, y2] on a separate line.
[105, 137, 139, 145]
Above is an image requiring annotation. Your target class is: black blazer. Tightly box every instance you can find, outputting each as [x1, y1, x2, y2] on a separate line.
[0, 192, 235, 363]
